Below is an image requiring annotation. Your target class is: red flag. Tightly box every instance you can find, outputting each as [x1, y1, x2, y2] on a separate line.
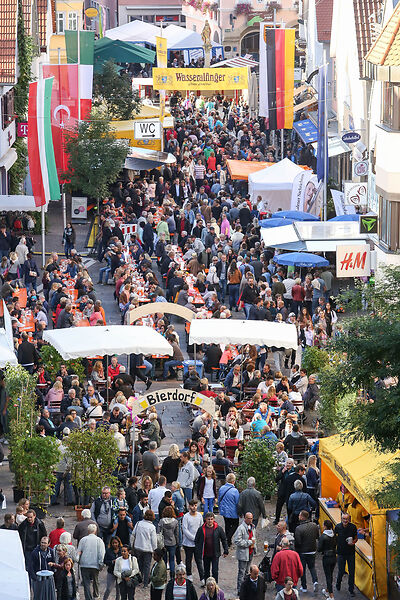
[42, 64, 79, 178]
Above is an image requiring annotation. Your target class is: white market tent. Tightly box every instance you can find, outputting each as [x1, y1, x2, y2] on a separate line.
[189, 319, 298, 350]
[163, 24, 220, 50]
[0, 530, 30, 600]
[0, 329, 17, 367]
[0, 195, 45, 212]
[105, 20, 160, 45]
[43, 325, 173, 360]
[261, 220, 368, 251]
[248, 158, 305, 212]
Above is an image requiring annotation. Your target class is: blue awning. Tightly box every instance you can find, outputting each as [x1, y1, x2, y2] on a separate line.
[293, 119, 318, 144]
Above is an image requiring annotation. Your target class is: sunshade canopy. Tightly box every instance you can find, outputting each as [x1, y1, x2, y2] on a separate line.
[261, 220, 368, 251]
[226, 159, 273, 181]
[189, 319, 298, 350]
[0, 530, 30, 600]
[163, 24, 221, 50]
[271, 210, 319, 221]
[94, 38, 155, 68]
[105, 20, 161, 45]
[329, 214, 360, 222]
[43, 326, 173, 359]
[274, 251, 329, 267]
[0, 329, 17, 367]
[0, 195, 45, 212]
[248, 158, 306, 212]
[260, 218, 295, 228]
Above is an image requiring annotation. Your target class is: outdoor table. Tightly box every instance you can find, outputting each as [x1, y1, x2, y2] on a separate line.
[13, 287, 27, 308]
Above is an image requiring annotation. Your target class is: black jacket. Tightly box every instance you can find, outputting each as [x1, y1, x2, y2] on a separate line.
[239, 573, 266, 600]
[194, 523, 228, 560]
[57, 569, 77, 600]
[19, 517, 47, 552]
[160, 456, 181, 484]
[318, 530, 337, 560]
[165, 578, 198, 600]
[294, 519, 319, 553]
[17, 340, 39, 365]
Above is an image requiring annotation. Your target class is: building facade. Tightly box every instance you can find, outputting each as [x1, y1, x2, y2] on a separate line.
[118, 0, 185, 27]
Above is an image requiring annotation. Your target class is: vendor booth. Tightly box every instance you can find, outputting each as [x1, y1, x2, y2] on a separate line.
[226, 159, 273, 181]
[248, 158, 306, 212]
[319, 434, 400, 600]
[0, 530, 30, 600]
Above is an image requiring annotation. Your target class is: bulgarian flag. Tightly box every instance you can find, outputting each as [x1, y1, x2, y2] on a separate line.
[28, 78, 61, 207]
[65, 30, 95, 119]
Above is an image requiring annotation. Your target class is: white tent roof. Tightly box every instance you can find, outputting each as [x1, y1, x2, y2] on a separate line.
[248, 158, 304, 189]
[248, 158, 305, 213]
[189, 319, 298, 350]
[105, 20, 160, 44]
[43, 325, 173, 359]
[0, 530, 30, 600]
[164, 24, 219, 49]
[0, 195, 46, 212]
[0, 329, 17, 367]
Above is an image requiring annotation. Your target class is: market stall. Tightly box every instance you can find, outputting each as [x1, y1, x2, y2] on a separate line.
[319, 434, 400, 600]
[189, 319, 298, 350]
[226, 159, 273, 181]
[248, 158, 306, 212]
[0, 530, 30, 600]
[43, 325, 173, 359]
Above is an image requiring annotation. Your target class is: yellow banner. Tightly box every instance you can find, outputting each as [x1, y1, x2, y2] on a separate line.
[156, 36, 167, 69]
[152, 67, 248, 91]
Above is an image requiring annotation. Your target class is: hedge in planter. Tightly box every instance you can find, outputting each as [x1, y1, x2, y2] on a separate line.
[40, 344, 85, 381]
[21, 435, 61, 509]
[65, 428, 120, 505]
[237, 438, 276, 499]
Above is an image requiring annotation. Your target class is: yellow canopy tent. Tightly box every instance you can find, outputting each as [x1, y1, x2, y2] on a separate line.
[319, 434, 400, 600]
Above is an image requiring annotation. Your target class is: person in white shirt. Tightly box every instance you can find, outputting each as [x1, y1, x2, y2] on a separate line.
[114, 544, 140, 597]
[148, 475, 167, 526]
[182, 499, 204, 582]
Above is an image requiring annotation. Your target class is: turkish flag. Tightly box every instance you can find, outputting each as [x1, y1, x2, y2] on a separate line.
[42, 64, 79, 179]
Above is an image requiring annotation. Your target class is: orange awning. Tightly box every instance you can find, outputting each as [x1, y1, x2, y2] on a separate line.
[227, 160, 273, 181]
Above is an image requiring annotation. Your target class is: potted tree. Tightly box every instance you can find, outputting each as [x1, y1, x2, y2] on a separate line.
[64, 428, 120, 520]
[5, 365, 38, 502]
[22, 435, 61, 519]
[237, 439, 276, 499]
[40, 344, 85, 381]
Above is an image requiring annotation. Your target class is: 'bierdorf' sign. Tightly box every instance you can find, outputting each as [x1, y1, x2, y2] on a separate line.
[130, 388, 216, 417]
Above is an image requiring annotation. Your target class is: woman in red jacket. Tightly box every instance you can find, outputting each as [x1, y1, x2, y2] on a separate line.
[291, 278, 305, 316]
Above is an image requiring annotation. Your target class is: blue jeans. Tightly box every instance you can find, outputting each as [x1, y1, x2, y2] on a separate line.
[244, 303, 252, 318]
[218, 280, 227, 302]
[64, 241, 74, 258]
[228, 284, 239, 309]
[98, 265, 111, 283]
[203, 497, 215, 513]
[166, 545, 177, 575]
[143, 359, 152, 375]
[183, 487, 193, 506]
[51, 471, 74, 505]
[163, 359, 181, 379]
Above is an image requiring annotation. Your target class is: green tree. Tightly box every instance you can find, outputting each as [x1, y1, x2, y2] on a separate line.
[237, 439, 276, 498]
[64, 428, 120, 504]
[93, 60, 141, 120]
[62, 108, 129, 198]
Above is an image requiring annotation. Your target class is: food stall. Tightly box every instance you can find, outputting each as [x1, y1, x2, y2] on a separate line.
[319, 434, 400, 600]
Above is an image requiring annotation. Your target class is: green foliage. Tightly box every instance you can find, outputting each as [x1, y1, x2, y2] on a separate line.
[40, 344, 85, 381]
[64, 428, 120, 502]
[10, 0, 33, 194]
[62, 108, 129, 199]
[237, 439, 276, 499]
[9, 138, 28, 195]
[93, 60, 141, 120]
[5, 364, 37, 425]
[301, 346, 329, 375]
[22, 435, 61, 506]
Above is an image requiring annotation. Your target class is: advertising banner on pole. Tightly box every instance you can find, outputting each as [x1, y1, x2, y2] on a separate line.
[152, 67, 248, 91]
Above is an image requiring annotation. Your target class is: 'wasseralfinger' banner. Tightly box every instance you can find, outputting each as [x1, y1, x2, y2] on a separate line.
[152, 67, 248, 91]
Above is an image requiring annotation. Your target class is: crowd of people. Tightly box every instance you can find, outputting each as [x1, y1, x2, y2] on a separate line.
[0, 92, 365, 600]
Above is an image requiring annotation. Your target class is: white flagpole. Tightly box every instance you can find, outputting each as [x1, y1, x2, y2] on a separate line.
[77, 25, 81, 121]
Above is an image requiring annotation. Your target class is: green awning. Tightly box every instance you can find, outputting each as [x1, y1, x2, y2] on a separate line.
[94, 38, 155, 69]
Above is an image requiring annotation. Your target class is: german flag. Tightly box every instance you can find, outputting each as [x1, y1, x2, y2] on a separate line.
[259, 26, 295, 130]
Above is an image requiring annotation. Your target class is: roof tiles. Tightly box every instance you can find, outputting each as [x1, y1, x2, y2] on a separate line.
[365, 2, 400, 66]
[0, 0, 18, 85]
[316, 0, 334, 43]
[353, 0, 383, 75]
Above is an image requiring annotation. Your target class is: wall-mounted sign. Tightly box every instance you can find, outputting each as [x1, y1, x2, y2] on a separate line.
[134, 120, 162, 140]
[130, 388, 216, 417]
[85, 7, 98, 17]
[342, 131, 361, 144]
[353, 160, 368, 177]
[343, 181, 367, 206]
[336, 245, 371, 278]
[360, 215, 378, 234]
[17, 122, 28, 137]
